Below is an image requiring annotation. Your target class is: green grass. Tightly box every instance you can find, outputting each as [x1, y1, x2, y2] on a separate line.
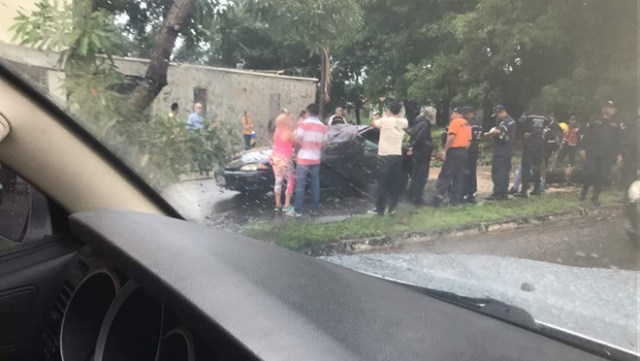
[243, 191, 620, 251]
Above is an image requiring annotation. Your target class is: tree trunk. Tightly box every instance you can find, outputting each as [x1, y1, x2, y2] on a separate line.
[318, 48, 331, 120]
[128, 0, 197, 112]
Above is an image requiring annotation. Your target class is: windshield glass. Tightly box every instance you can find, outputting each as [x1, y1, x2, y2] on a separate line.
[1, 0, 638, 355]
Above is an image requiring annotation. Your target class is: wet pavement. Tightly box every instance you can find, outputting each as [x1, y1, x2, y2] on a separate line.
[396, 213, 639, 271]
[163, 178, 375, 231]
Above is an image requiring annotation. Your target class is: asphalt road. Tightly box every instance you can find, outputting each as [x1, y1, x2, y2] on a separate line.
[396, 212, 639, 271]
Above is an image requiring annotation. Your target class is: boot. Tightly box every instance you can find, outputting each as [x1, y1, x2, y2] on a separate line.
[578, 185, 588, 201]
[530, 187, 542, 196]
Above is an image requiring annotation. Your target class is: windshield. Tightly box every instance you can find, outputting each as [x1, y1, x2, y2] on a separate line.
[1, 0, 638, 355]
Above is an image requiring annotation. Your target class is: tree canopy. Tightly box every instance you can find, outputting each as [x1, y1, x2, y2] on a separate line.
[13, 0, 638, 122]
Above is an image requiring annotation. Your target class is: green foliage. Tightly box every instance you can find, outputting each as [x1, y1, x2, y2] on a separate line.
[252, 0, 363, 56]
[405, 0, 637, 119]
[11, 0, 234, 188]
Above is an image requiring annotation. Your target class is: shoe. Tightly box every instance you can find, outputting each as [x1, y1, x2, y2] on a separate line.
[465, 196, 476, 204]
[387, 208, 397, 215]
[310, 209, 321, 217]
[514, 192, 528, 199]
[508, 188, 518, 195]
[274, 206, 282, 211]
[367, 208, 383, 216]
[485, 194, 499, 201]
[282, 206, 294, 213]
[530, 189, 542, 196]
[285, 209, 302, 217]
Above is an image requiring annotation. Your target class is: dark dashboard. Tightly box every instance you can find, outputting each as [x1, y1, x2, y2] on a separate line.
[56, 209, 610, 361]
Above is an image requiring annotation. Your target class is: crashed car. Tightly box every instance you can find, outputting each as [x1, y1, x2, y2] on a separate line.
[217, 124, 411, 194]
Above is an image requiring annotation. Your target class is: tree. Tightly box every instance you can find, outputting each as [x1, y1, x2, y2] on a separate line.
[127, 0, 198, 111]
[11, 0, 237, 186]
[249, 0, 363, 118]
[406, 0, 637, 123]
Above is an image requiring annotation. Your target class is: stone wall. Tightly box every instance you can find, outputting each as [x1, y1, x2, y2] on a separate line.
[0, 43, 317, 146]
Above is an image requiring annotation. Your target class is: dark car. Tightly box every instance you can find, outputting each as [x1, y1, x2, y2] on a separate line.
[217, 124, 411, 194]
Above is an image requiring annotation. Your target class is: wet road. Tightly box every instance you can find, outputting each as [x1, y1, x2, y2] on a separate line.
[395, 212, 639, 271]
[164, 178, 374, 230]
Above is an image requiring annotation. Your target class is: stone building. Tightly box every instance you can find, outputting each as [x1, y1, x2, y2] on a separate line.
[0, 43, 317, 145]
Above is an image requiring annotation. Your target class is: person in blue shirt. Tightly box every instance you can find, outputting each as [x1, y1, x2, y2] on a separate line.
[187, 103, 204, 131]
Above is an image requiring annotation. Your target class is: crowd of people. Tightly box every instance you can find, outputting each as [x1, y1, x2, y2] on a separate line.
[176, 97, 634, 217]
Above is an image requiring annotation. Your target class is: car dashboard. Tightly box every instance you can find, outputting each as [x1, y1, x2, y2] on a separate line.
[31, 209, 614, 361]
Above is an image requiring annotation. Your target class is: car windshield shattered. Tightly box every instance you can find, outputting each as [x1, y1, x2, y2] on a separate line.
[0, 0, 638, 356]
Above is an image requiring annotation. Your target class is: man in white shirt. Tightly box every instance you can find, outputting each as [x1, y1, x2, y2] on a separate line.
[368, 101, 408, 216]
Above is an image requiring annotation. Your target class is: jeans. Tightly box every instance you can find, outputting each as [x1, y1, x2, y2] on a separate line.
[512, 167, 545, 192]
[492, 155, 512, 196]
[243, 134, 252, 150]
[294, 164, 320, 213]
[376, 155, 404, 214]
[521, 143, 543, 192]
[557, 144, 577, 165]
[434, 148, 468, 204]
[462, 150, 479, 198]
[409, 151, 432, 202]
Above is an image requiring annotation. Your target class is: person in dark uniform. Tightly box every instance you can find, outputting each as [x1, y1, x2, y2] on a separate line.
[462, 107, 482, 203]
[407, 108, 433, 205]
[579, 101, 623, 206]
[541, 119, 561, 188]
[517, 99, 549, 198]
[484, 105, 517, 200]
[427, 107, 472, 207]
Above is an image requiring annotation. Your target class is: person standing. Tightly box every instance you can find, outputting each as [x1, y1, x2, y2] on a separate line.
[186, 102, 204, 131]
[169, 103, 180, 119]
[427, 107, 472, 207]
[579, 101, 623, 206]
[288, 104, 327, 217]
[327, 107, 347, 125]
[241, 110, 255, 150]
[462, 107, 481, 203]
[516, 99, 548, 198]
[368, 102, 409, 215]
[407, 108, 433, 205]
[484, 105, 517, 200]
[269, 111, 295, 212]
[557, 116, 580, 166]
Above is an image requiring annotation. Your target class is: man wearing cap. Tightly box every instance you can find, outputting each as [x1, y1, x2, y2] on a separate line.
[484, 105, 517, 200]
[579, 101, 623, 206]
[461, 106, 482, 203]
[427, 107, 472, 207]
[516, 98, 549, 198]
